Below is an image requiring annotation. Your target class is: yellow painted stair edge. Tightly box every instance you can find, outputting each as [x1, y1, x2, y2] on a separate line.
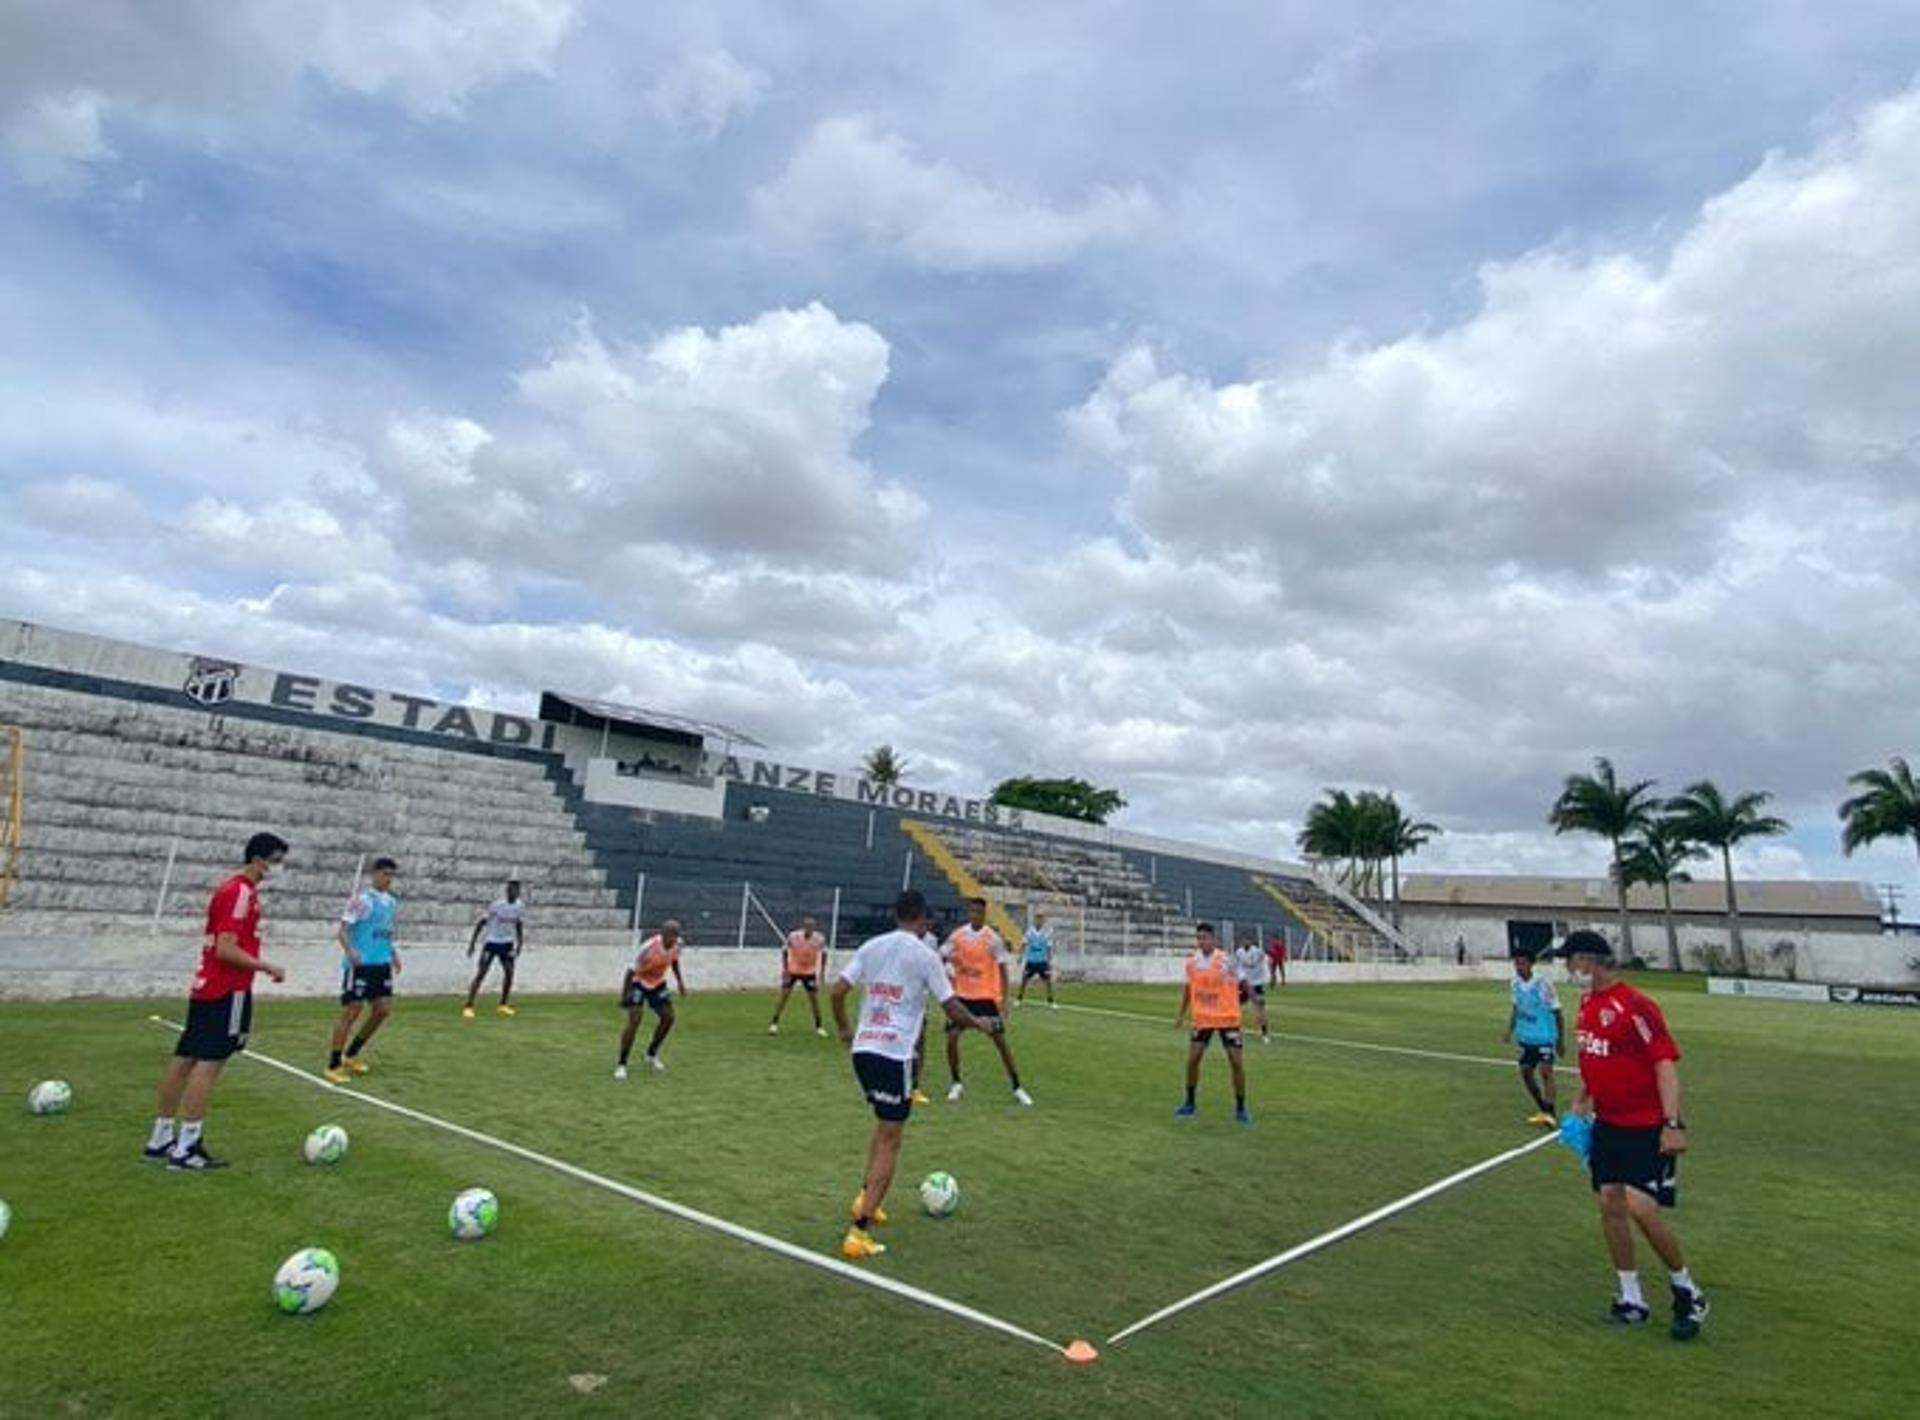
[901, 820, 1026, 954]
[1251, 875, 1351, 962]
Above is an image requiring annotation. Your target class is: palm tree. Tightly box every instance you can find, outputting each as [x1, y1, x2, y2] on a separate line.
[862, 744, 909, 787]
[1298, 789, 1368, 891]
[1839, 756, 1920, 867]
[1617, 821, 1703, 972]
[1549, 757, 1660, 959]
[1664, 781, 1789, 976]
[1381, 795, 1440, 929]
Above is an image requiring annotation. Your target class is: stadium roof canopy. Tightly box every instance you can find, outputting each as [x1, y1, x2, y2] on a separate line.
[537, 692, 765, 750]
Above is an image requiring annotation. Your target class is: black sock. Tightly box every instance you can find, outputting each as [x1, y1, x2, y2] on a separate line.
[346, 1035, 367, 1058]
[329, 1050, 342, 1069]
[854, 1214, 871, 1230]
[1236, 1093, 1246, 1110]
[618, 1048, 631, 1066]
[1008, 1073, 1021, 1092]
[1184, 1085, 1197, 1107]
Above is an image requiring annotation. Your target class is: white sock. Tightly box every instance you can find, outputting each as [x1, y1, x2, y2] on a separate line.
[148, 1117, 176, 1149]
[1671, 1267, 1699, 1296]
[1617, 1270, 1645, 1308]
[174, 1120, 204, 1155]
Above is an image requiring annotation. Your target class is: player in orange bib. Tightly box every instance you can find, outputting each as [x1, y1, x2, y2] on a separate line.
[1175, 923, 1252, 1125]
[767, 914, 829, 1037]
[616, 919, 688, 1078]
[941, 897, 1033, 1106]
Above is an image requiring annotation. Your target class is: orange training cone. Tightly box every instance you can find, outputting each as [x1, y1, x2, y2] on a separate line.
[1064, 1339, 1099, 1366]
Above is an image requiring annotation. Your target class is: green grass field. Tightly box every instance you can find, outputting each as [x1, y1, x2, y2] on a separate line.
[3, 977, 1916, 1419]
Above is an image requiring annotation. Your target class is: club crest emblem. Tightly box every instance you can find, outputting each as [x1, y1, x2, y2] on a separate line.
[183, 657, 241, 707]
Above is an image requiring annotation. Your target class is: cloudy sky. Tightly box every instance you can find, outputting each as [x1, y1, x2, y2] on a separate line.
[5, 2, 1919, 903]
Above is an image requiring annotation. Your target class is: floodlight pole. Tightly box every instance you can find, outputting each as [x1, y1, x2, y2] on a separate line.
[152, 837, 179, 934]
[738, 881, 751, 951]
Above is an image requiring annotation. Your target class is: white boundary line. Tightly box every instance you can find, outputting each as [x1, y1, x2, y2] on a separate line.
[1052, 1001, 1581, 1076]
[146, 1017, 1066, 1358]
[1106, 1131, 1563, 1345]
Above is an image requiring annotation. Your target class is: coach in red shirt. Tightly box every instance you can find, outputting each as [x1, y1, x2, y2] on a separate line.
[1562, 929, 1709, 1340]
[145, 831, 290, 1171]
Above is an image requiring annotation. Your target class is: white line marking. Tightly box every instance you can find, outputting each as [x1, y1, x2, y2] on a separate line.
[1052, 1000, 1581, 1076]
[146, 1017, 1065, 1357]
[1106, 1130, 1563, 1345]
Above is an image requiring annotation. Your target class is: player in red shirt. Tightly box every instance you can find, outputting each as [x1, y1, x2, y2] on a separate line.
[1561, 929, 1709, 1340]
[1267, 934, 1288, 986]
[145, 832, 290, 1171]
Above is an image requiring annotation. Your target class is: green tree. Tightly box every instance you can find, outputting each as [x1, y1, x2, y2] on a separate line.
[1298, 788, 1370, 893]
[1617, 821, 1704, 972]
[1549, 757, 1660, 959]
[989, 776, 1126, 824]
[1838, 756, 1920, 868]
[862, 744, 909, 787]
[1297, 789, 1438, 921]
[1664, 780, 1789, 976]
[1382, 796, 1441, 929]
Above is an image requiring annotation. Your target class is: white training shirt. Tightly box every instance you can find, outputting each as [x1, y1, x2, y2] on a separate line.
[482, 899, 526, 946]
[1234, 943, 1267, 986]
[840, 929, 955, 1063]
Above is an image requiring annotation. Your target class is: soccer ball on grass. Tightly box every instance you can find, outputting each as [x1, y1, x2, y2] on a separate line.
[449, 1187, 499, 1240]
[304, 1124, 350, 1165]
[27, 1080, 72, 1115]
[919, 1171, 960, 1217]
[273, 1247, 340, 1315]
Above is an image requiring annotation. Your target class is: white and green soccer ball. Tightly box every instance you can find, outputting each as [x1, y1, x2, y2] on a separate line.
[0, 1199, 11, 1241]
[919, 1171, 960, 1218]
[303, 1124, 350, 1165]
[273, 1247, 340, 1315]
[449, 1187, 499, 1241]
[27, 1080, 72, 1115]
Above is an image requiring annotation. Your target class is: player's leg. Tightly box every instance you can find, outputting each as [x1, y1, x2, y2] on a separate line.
[1517, 1053, 1550, 1114]
[645, 998, 675, 1062]
[616, 1005, 644, 1075]
[345, 994, 393, 1074]
[1628, 1185, 1708, 1337]
[1255, 992, 1270, 1040]
[1226, 1038, 1251, 1123]
[860, 1121, 905, 1216]
[327, 999, 363, 1078]
[911, 1020, 929, 1104]
[1596, 1183, 1649, 1321]
[1178, 1035, 1207, 1114]
[170, 1060, 227, 1160]
[496, 952, 516, 1010]
[944, 1015, 965, 1099]
[1535, 1058, 1558, 1116]
[803, 977, 824, 1031]
[984, 1011, 1028, 1100]
[464, 953, 491, 1010]
[147, 1054, 194, 1158]
[770, 979, 793, 1030]
[1044, 965, 1055, 1006]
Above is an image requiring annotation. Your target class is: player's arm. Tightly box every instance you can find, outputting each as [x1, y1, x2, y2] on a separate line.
[468, 917, 485, 956]
[514, 919, 524, 953]
[1655, 1059, 1687, 1154]
[618, 965, 634, 1002]
[1175, 982, 1191, 1029]
[940, 997, 991, 1034]
[1553, 1007, 1566, 1055]
[830, 976, 856, 1046]
[336, 919, 362, 968]
[671, 956, 688, 997]
[212, 930, 285, 983]
[1502, 1003, 1515, 1042]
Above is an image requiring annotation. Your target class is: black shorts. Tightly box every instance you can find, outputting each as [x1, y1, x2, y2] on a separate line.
[852, 1051, 913, 1123]
[340, 964, 394, 1005]
[947, 998, 1003, 1033]
[480, 942, 518, 963]
[176, 993, 253, 1062]
[1240, 982, 1265, 1002]
[1590, 1121, 1679, 1206]
[1021, 961, 1052, 982]
[624, 981, 672, 1012]
[1517, 1043, 1557, 1068]
[1191, 1027, 1245, 1049]
[781, 973, 819, 992]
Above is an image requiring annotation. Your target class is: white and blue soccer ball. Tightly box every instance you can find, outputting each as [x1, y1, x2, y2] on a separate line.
[0, 1199, 12, 1241]
[303, 1124, 350, 1165]
[449, 1187, 499, 1240]
[273, 1247, 340, 1315]
[27, 1080, 72, 1115]
[919, 1171, 960, 1218]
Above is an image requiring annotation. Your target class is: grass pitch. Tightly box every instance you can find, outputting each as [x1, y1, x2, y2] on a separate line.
[2, 976, 1916, 1419]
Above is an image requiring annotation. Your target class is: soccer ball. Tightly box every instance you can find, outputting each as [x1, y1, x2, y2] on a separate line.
[304, 1124, 350, 1165]
[272, 1247, 340, 1315]
[919, 1171, 960, 1217]
[27, 1080, 72, 1115]
[449, 1187, 499, 1240]
[0, 1199, 11, 1241]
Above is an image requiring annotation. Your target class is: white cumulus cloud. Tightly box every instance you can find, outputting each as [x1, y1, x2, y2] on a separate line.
[647, 48, 769, 141]
[4, 88, 113, 187]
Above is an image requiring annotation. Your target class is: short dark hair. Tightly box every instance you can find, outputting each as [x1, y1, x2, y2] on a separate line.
[1560, 928, 1613, 960]
[1195, 921, 1216, 935]
[243, 831, 288, 864]
[371, 856, 399, 873]
[967, 896, 987, 907]
[895, 890, 930, 922]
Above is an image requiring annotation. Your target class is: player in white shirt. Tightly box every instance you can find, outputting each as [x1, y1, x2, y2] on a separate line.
[463, 880, 527, 1019]
[1233, 937, 1273, 1044]
[830, 890, 992, 1261]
